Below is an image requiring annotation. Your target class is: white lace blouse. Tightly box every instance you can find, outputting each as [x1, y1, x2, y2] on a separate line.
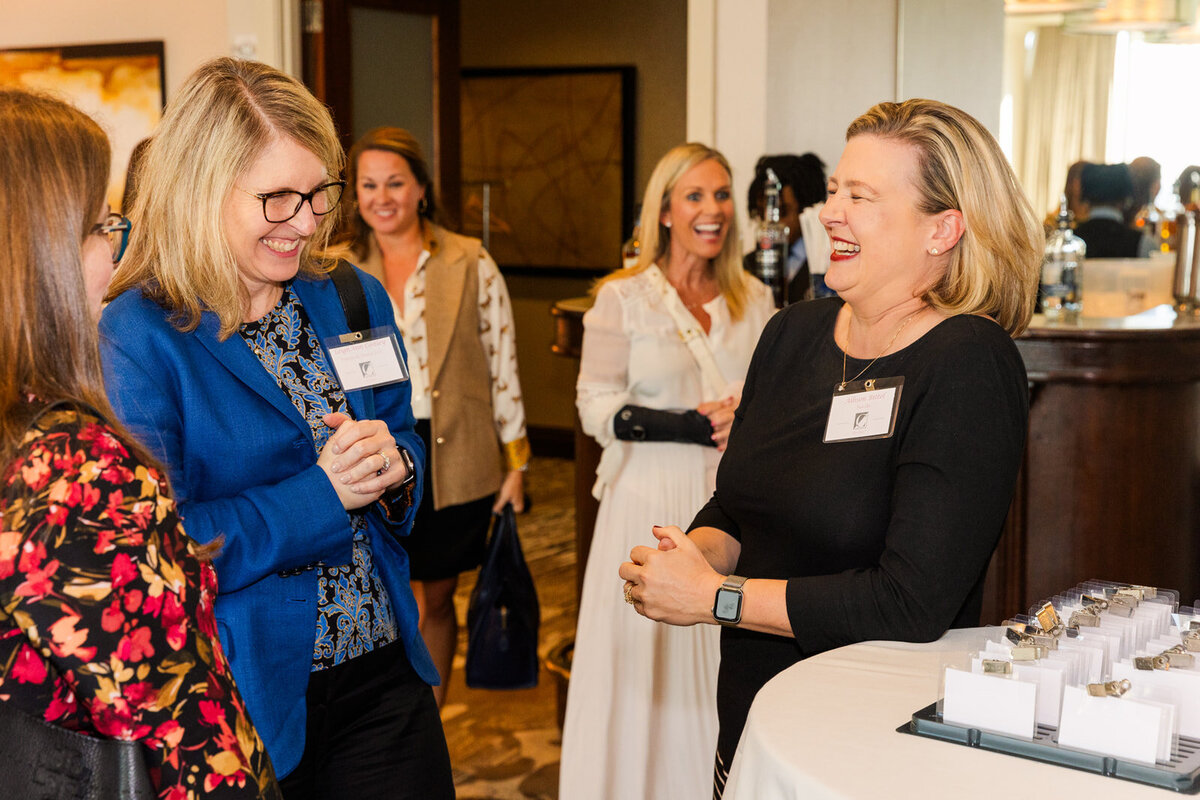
[577, 268, 775, 496]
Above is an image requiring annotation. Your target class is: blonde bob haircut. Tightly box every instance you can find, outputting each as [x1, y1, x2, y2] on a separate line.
[846, 99, 1042, 336]
[0, 88, 135, 464]
[595, 143, 753, 321]
[107, 57, 345, 339]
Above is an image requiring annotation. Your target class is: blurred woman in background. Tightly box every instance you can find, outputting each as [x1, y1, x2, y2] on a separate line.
[327, 126, 530, 706]
[560, 143, 774, 800]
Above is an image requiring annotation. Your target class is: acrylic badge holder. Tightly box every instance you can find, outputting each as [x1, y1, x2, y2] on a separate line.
[900, 581, 1200, 793]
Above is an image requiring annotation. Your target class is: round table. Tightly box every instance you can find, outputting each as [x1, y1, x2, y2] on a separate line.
[723, 628, 1168, 799]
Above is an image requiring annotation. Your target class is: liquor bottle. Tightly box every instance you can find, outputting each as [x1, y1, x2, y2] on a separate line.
[622, 204, 642, 269]
[1040, 194, 1085, 321]
[753, 168, 789, 308]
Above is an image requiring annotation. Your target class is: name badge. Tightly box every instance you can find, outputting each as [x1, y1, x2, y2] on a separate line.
[323, 326, 410, 391]
[823, 376, 904, 442]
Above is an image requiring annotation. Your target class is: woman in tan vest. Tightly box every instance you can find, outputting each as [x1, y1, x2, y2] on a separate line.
[327, 127, 530, 706]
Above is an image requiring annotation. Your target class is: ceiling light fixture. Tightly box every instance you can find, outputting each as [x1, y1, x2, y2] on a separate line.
[1005, 0, 1106, 13]
[1064, 0, 1188, 33]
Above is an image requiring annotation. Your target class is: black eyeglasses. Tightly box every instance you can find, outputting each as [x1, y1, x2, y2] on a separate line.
[91, 213, 132, 263]
[240, 181, 346, 224]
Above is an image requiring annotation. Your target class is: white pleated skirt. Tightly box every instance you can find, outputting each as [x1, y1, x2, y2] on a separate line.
[559, 441, 720, 800]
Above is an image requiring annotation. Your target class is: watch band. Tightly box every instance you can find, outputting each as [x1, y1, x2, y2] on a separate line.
[396, 447, 416, 486]
[721, 575, 748, 592]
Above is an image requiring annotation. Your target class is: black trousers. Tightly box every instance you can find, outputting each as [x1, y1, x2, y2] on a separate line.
[278, 640, 454, 800]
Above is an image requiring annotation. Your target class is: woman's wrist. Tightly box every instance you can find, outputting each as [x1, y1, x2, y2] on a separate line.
[503, 436, 531, 472]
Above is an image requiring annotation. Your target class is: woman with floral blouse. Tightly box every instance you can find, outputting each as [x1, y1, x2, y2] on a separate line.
[0, 89, 279, 798]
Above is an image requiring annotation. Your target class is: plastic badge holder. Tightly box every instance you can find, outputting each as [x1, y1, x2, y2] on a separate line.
[906, 585, 1200, 792]
[901, 702, 1200, 792]
[934, 631, 987, 720]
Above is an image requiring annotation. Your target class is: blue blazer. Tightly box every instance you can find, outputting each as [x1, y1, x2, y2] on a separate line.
[99, 268, 437, 778]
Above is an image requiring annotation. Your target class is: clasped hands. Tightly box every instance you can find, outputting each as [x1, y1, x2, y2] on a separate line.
[619, 525, 723, 626]
[317, 412, 409, 510]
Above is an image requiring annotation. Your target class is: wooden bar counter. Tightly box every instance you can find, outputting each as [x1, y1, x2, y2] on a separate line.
[553, 299, 1200, 620]
[982, 306, 1200, 621]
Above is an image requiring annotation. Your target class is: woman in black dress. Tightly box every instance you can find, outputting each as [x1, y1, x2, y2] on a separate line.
[620, 98, 1042, 796]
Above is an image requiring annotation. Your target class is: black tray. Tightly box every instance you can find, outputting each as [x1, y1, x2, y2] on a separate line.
[898, 702, 1200, 793]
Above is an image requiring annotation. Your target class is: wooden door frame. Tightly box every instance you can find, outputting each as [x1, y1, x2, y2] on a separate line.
[302, 0, 461, 226]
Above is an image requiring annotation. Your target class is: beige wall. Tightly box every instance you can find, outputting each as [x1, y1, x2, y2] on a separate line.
[1, 1, 296, 95]
[2, 1, 228, 95]
[691, 0, 1005, 252]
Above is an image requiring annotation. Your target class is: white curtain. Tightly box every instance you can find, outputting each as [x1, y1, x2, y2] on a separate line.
[1016, 27, 1117, 218]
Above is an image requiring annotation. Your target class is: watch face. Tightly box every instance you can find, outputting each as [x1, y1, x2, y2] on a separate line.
[715, 588, 742, 622]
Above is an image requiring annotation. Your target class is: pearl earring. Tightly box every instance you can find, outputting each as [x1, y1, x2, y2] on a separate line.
[665, 221, 672, 228]
[930, 247, 939, 255]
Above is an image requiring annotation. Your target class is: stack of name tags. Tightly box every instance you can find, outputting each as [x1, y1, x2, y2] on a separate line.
[919, 581, 1200, 791]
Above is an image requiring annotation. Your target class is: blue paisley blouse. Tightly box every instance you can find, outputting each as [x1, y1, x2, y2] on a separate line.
[238, 285, 397, 670]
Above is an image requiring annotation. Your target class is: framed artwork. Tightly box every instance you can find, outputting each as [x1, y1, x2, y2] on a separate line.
[460, 66, 635, 272]
[0, 41, 166, 212]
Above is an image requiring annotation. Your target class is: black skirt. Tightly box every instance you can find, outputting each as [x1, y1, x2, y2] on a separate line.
[400, 419, 495, 581]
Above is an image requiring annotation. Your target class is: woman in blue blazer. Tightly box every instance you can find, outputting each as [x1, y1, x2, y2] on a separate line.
[99, 58, 453, 800]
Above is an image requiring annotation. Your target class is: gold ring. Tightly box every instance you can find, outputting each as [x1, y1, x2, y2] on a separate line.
[624, 584, 634, 605]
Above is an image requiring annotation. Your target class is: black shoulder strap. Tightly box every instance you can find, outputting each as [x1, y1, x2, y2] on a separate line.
[330, 259, 370, 332]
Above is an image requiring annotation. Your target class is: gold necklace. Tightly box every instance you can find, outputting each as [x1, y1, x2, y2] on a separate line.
[838, 308, 922, 391]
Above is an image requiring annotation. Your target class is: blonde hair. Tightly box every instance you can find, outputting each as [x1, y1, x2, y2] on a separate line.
[595, 143, 753, 321]
[330, 127, 436, 261]
[0, 89, 134, 464]
[846, 99, 1042, 336]
[106, 58, 345, 339]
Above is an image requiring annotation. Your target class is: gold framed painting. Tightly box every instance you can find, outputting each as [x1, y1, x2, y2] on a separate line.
[461, 66, 635, 272]
[0, 41, 165, 213]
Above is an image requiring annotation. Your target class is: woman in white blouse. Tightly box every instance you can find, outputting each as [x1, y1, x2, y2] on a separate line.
[327, 127, 529, 706]
[559, 143, 774, 800]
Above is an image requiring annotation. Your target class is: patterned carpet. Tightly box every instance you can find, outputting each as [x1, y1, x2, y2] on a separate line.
[442, 456, 578, 799]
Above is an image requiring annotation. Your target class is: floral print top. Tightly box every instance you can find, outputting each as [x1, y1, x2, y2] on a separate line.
[0, 404, 281, 799]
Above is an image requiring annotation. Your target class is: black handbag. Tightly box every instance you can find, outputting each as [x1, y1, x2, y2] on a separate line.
[0, 699, 154, 799]
[465, 504, 541, 689]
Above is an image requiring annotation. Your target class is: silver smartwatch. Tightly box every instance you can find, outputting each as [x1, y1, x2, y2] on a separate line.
[713, 575, 747, 626]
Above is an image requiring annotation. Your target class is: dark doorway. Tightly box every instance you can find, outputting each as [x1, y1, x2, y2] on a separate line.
[303, 0, 461, 225]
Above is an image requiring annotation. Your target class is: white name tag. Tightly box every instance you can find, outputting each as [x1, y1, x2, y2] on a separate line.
[823, 377, 903, 442]
[942, 666, 1037, 740]
[1057, 684, 1170, 765]
[323, 326, 410, 391]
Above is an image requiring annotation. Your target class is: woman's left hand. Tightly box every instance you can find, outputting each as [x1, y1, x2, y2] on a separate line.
[493, 469, 525, 513]
[619, 525, 723, 626]
[322, 412, 411, 494]
[697, 396, 737, 451]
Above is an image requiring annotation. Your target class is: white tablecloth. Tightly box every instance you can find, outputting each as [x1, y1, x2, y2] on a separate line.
[723, 628, 1168, 799]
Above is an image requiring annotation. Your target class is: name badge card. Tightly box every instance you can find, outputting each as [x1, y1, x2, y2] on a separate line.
[943, 666, 1036, 739]
[824, 377, 904, 443]
[1113, 661, 1200, 738]
[323, 327, 410, 391]
[1057, 685, 1166, 765]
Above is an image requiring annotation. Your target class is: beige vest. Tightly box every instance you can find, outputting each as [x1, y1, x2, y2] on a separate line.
[357, 225, 504, 509]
